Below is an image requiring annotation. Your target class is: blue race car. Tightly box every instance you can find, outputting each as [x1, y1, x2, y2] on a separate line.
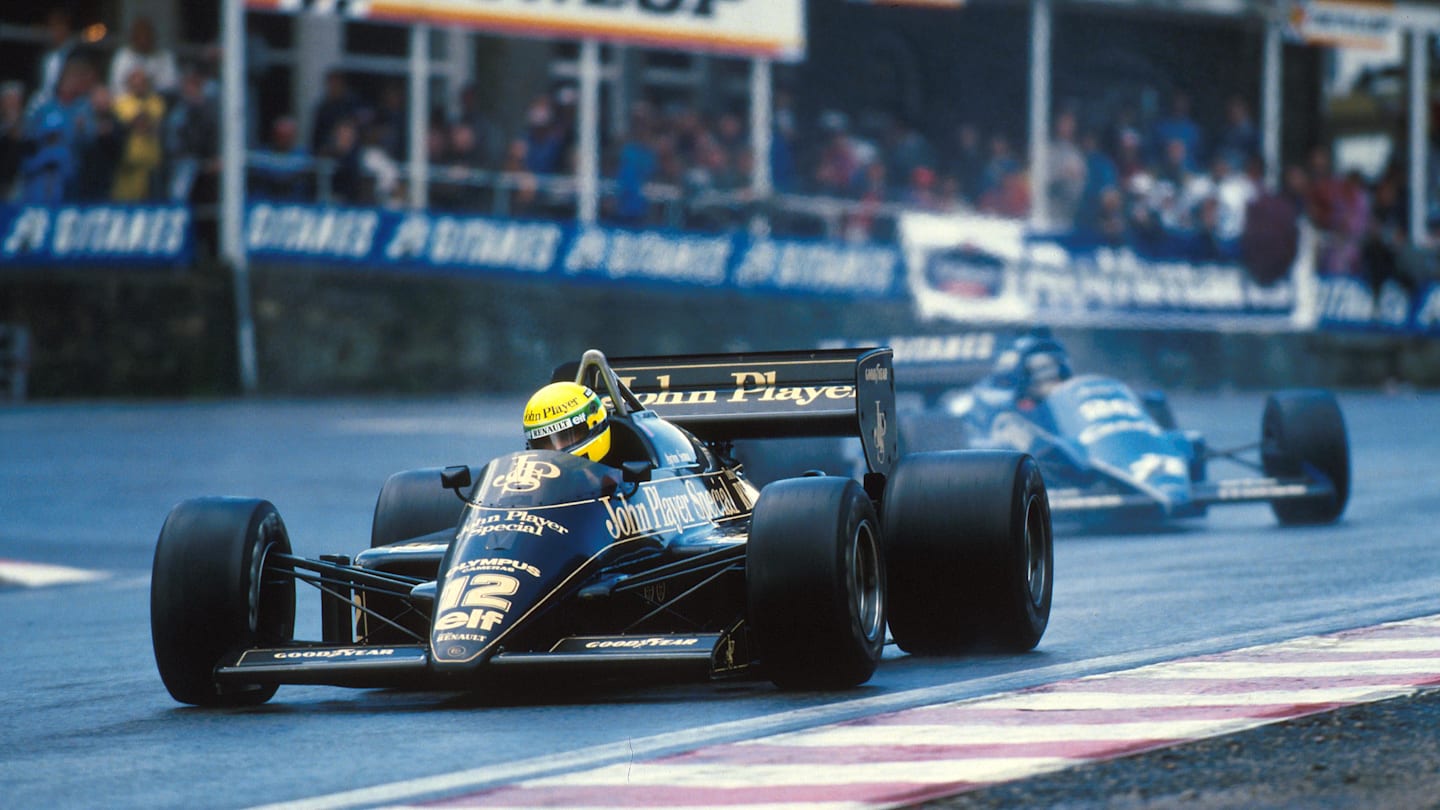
[908, 333, 1350, 527]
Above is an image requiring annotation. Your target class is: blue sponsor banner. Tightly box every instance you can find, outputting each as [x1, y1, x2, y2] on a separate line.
[732, 236, 898, 297]
[0, 203, 193, 268]
[243, 202, 904, 299]
[562, 226, 733, 287]
[1416, 285, 1440, 334]
[1316, 276, 1440, 335]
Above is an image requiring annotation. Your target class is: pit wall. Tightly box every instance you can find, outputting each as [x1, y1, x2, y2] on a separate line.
[5, 263, 1436, 400]
[9, 198, 1440, 398]
[246, 266, 1440, 396]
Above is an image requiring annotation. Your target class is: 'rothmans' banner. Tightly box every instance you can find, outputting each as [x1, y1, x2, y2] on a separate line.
[899, 210, 1308, 332]
[249, 0, 806, 61]
[0, 203, 193, 268]
[1314, 275, 1440, 336]
[244, 202, 901, 298]
[899, 209, 1440, 336]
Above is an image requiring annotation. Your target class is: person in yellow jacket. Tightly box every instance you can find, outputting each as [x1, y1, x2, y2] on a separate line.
[112, 67, 165, 200]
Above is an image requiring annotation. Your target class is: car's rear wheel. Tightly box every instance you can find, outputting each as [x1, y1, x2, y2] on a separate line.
[883, 451, 1052, 653]
[747, 477, 885, 689]
[371, 467, 473, 548]
[151, 497, 295, 706]
[1261, 390, 1350, 525]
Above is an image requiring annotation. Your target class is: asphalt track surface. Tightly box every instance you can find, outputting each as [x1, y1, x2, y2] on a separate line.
[1, 389, 1437, 809]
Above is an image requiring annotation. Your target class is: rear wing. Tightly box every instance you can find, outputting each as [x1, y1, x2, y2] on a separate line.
[553, 348, 897, 477]
[822, 330, 1006, 403]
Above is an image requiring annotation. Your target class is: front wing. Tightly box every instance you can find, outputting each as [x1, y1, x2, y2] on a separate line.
[1048, 475, 1337, 516]
[214, 628, 752, 689]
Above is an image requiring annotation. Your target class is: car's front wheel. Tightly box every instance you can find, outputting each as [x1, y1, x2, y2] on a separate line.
[151, 497, 295, 706]
[1261, 390, 1350, 526]
[747, 477, 886, 689]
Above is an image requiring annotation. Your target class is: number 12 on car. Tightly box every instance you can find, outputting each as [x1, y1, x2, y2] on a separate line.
[435, 573, 520, 631]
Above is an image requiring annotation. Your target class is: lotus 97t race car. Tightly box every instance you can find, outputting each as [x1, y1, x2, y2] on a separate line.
[910, 333, 1350, 527]
[150, 348, 1054, 706]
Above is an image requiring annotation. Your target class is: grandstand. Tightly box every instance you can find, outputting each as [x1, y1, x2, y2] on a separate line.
[2, 0, 1438, 398]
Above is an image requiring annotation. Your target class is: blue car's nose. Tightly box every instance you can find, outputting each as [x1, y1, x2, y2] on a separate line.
[1155, 477, 1205, 518]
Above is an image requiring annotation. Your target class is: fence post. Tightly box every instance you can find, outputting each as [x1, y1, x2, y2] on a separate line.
[1, 324, 30, 402]
[222, 0, 259, 394]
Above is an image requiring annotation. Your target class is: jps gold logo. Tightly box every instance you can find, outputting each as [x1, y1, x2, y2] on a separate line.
[872, 400, 888, 464]
[489, 454, 562, 494]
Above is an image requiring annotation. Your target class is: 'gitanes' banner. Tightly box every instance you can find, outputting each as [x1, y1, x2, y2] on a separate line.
[0, 203, 193, 268]
[244, 202, 902, 298]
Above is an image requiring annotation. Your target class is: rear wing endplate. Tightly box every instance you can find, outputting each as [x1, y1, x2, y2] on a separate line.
[554, 348, 897, 477]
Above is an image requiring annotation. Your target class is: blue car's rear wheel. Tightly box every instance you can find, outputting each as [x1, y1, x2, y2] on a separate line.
[151, 498, 295, 706]
[747, 477, 885, 689]
[883, 451, 1052, 653]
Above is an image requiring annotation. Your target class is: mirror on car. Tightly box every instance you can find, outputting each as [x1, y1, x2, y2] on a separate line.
[441, 465, 472, 491]
[621, 460, 652, 484]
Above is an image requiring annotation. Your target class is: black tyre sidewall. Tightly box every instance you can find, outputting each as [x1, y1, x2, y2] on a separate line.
[1262, 391, 1350, 525]
[884, 451, 1053, 653]
[371, 467, 472, 548]
[151, 497, 295, 706]
[747, 477, 885, 689]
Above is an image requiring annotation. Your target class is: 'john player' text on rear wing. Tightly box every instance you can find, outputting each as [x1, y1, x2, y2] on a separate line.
[554, 348, 897, 478]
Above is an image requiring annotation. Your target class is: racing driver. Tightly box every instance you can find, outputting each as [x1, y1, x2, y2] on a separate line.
[522, 381, 613, 463]
[989, 332, 1075, 407]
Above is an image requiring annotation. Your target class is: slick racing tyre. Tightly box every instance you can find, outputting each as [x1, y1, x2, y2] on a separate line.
[371, 467, 474, 548]
[883, 451, 1052, 654]
[151, 498, 295, 706]
[747, 477, 886, 689]
[1261, 390, 1350, 525]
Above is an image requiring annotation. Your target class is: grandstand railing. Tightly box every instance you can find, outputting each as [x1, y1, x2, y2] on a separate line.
[244, 150, 912, 242]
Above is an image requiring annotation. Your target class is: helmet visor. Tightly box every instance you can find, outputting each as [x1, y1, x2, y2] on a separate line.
[526, 413, 593, 452]
[1026, 354, 1061, 383]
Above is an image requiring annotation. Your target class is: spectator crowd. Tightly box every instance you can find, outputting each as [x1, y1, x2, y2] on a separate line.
[1, 11, 219, 209]
[0, 9, 1418, 292]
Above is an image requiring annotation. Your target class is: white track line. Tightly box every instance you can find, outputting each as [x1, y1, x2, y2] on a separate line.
[255, 612, 1440, 810]
[415, 615, 1440, 809]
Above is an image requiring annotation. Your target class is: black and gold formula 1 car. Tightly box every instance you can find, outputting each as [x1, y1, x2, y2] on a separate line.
[150, 348, 1054, 706]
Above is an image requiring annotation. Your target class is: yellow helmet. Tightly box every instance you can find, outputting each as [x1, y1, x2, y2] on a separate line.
[523, 381, 611, 462]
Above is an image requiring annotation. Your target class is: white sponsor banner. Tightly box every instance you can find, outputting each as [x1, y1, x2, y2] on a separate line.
[848, 0, 965, 6]
[900, 211, 1317, 331]
[1285, 0, 1396, 50]
[250, 0, 806, 60]
[899, 211, 1032, 323]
